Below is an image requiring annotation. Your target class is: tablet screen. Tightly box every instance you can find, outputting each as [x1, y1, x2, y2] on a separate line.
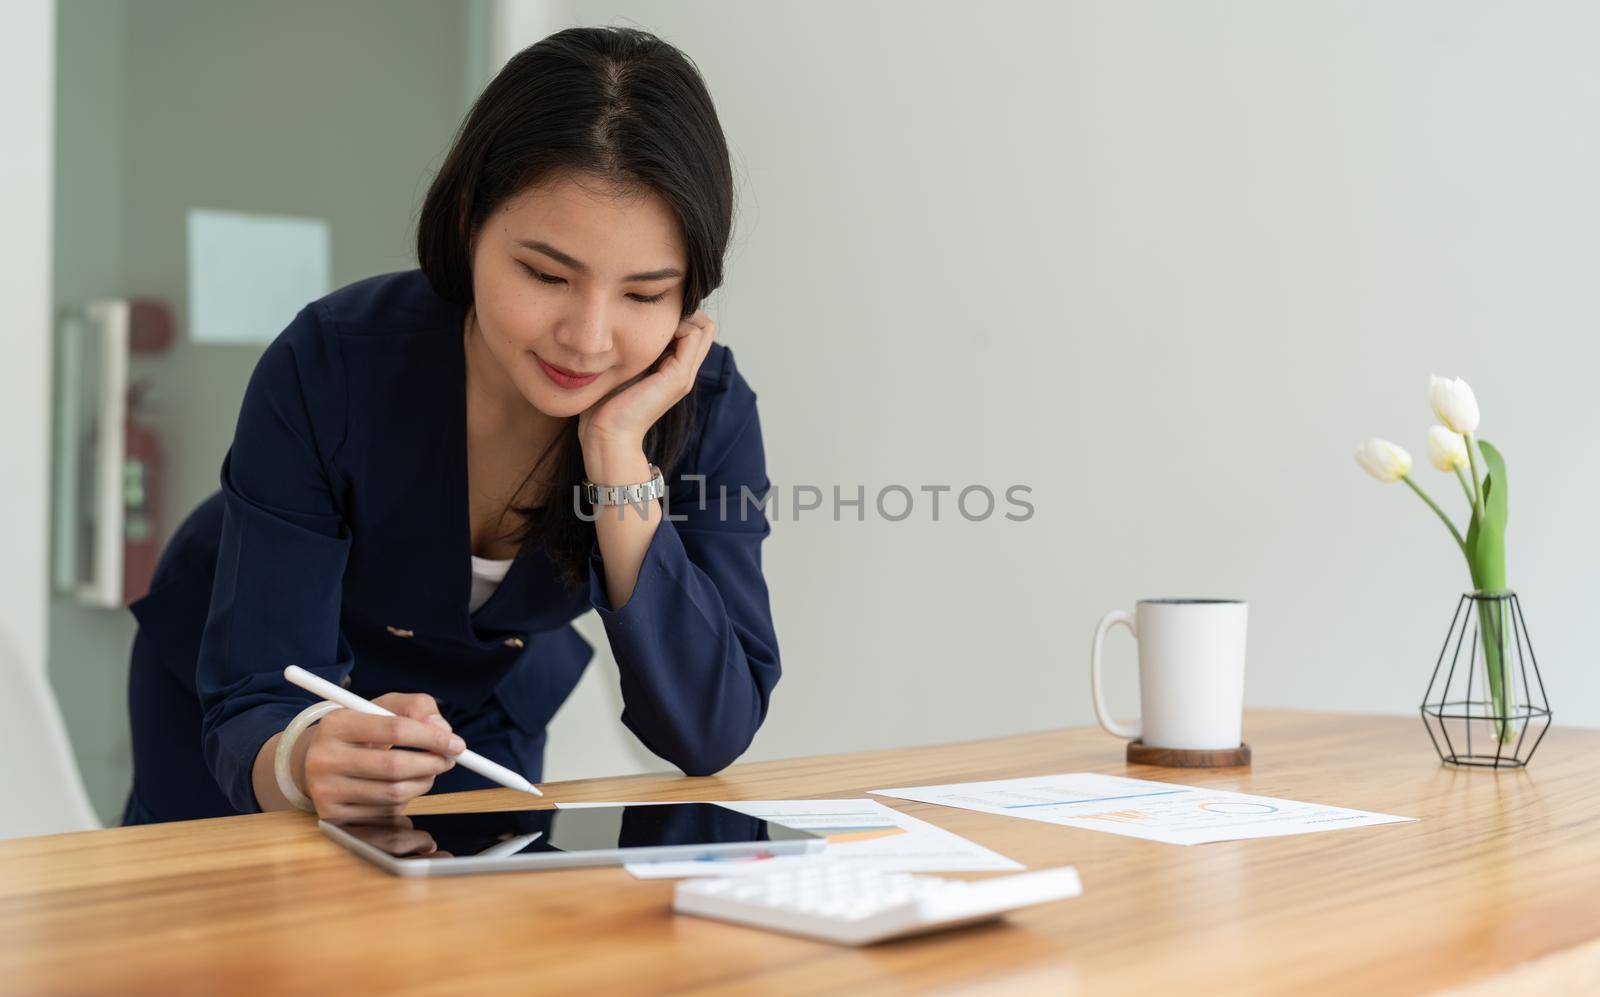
[325, 803, 819, 861]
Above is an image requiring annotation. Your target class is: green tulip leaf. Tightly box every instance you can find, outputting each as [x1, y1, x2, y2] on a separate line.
[1471, 438, 1514, 743]
[1479, 439, 1508, 526]
[1473, 438, 1507, 592]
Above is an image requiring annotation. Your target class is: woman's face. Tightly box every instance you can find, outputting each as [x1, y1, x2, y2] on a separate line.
[468, 170, 688, 418]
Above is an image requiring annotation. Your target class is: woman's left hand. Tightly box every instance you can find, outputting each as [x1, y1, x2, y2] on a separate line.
[577, 310, 716, 478]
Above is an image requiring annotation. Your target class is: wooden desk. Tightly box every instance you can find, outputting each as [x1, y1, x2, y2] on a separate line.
[3, 709, 1598, 995]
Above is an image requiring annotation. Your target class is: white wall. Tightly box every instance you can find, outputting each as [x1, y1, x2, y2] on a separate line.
[494, 1, 1600, 778]
[0, 0, 55, 682]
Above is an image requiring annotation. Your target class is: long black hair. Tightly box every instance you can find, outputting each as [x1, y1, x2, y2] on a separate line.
[417, 26, 735, 589]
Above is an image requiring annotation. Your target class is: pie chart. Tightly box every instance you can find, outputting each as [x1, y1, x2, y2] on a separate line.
[1198, 801, 1279, 815]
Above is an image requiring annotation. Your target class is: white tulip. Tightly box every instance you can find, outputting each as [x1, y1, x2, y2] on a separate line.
[1355, 438, 1413, 483]
[1429, 374, 1481, 436]
[1426, 425, 1469, 472]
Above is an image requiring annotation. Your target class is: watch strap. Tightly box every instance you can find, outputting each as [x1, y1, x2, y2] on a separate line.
[583, 464, 666, 507]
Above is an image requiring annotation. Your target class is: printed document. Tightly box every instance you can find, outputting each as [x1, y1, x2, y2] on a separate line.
[870, 773, 1415, 845]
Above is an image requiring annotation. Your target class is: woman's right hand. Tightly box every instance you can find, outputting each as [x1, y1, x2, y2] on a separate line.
[300, 693, 464, 820]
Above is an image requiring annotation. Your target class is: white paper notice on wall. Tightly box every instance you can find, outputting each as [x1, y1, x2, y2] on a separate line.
[187, 208, 330, 344]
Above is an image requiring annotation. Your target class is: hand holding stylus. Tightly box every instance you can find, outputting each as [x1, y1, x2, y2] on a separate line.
[283, 666, 543, 820]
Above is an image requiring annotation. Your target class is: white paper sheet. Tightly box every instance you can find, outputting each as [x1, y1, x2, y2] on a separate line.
[187, 208, 330, 344]
[870, 773, 1416, 846]
[554, 799, 1023, 877]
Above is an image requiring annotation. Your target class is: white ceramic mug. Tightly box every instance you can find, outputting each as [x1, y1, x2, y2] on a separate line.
[1089, 599, 1248, 750]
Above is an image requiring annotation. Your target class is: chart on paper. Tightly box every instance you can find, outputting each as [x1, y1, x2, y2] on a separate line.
[870, 773, 1416, 845]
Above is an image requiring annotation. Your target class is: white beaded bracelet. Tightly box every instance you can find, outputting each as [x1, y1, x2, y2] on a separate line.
[274, 700, 343, 812]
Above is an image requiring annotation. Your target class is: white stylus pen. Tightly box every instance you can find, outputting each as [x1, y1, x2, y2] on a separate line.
[283, 665, 543, 797]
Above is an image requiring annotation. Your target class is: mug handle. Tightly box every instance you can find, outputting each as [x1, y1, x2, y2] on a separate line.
[1090, 610, 1141, 740]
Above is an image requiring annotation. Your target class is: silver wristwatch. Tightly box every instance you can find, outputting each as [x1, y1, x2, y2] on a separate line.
[582, 464, 667, 507]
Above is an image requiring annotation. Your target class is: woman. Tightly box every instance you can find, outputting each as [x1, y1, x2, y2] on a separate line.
[121, 26, 779, 825]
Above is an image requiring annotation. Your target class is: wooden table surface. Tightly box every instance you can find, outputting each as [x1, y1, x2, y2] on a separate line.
[3, 709, 1598, 996]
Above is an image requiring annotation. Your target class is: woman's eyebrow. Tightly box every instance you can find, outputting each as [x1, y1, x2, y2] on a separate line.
[516, 239, 683, 282]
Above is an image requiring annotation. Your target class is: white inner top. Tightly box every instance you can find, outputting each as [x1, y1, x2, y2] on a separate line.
[468, 555, 514, 614]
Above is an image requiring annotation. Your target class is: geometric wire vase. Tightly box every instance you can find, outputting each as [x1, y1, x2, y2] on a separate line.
[1420, 591, 1551, 769]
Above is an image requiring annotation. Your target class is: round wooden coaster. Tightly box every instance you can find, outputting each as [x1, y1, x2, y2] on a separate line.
[1126, 740, 1252, 768]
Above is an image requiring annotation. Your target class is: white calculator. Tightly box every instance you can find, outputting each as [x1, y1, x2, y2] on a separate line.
[673, 864, 1083, 946]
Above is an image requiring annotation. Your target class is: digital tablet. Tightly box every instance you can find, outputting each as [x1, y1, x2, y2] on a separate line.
[319, 803, 827, 877]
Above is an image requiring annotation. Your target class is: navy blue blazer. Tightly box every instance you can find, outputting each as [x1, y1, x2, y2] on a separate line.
[127, 269, 780, 817]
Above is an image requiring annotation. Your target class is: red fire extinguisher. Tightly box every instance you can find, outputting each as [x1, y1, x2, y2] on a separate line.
[122, 300, 174, 605]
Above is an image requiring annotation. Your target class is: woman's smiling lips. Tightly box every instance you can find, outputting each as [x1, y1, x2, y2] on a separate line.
[534, 354, 601, 389]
